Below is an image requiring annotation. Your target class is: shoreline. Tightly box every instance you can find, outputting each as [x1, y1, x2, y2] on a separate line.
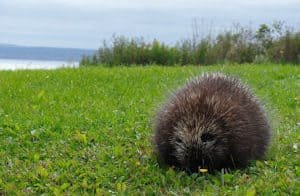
[0, 58, 79, 70]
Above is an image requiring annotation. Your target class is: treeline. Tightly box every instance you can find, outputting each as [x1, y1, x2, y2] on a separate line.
[80, 22, 300, 66]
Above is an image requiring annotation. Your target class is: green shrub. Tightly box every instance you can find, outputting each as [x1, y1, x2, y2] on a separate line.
[80, 22, 300, 66]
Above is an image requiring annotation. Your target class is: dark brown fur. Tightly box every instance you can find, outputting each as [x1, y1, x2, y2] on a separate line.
[154, 73, 271, 173]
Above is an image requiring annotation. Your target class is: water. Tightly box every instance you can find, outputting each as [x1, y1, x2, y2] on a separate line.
[0, 59, 79, 70]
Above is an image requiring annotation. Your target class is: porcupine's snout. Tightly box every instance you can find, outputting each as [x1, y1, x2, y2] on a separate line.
[173, 128, 228, 172]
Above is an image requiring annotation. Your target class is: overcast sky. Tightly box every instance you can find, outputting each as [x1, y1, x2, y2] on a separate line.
[0, 0, 299, 49]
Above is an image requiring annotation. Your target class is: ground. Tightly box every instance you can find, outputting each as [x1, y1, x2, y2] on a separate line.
[0, 64, 299, 194]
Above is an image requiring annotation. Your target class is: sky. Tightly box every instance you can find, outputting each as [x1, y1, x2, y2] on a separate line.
[0, 0, 299, 49]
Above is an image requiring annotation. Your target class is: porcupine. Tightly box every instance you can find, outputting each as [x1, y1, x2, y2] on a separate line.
[153, 73, 271, 173]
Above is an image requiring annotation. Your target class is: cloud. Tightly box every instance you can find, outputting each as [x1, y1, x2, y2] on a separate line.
[2, 0, 300, 9]
[0, 0, 299, 48]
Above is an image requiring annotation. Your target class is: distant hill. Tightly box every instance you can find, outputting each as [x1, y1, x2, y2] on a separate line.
[0, 44, 95, 61]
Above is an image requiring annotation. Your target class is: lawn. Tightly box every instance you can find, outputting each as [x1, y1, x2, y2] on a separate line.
[0, 64, 299, 194]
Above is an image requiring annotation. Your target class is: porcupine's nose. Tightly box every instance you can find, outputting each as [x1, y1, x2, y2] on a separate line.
[185, 146, 204, 173]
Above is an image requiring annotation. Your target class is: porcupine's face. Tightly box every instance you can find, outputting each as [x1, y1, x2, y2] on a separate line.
[172, 124, 230, 173]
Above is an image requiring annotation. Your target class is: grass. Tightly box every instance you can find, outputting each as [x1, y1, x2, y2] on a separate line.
[0, 64, 299, 194]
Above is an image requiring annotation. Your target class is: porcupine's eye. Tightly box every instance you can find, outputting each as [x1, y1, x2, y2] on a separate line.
[175, 137, 183, 144]
[201, 133, 215, 142]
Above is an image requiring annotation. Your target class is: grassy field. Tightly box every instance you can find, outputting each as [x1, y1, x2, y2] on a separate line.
[0, 64, 299, 194]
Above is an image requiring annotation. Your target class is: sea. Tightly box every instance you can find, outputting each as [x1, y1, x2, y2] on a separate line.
[0, 44, 95, 70]
[0, 58, 79, 70]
